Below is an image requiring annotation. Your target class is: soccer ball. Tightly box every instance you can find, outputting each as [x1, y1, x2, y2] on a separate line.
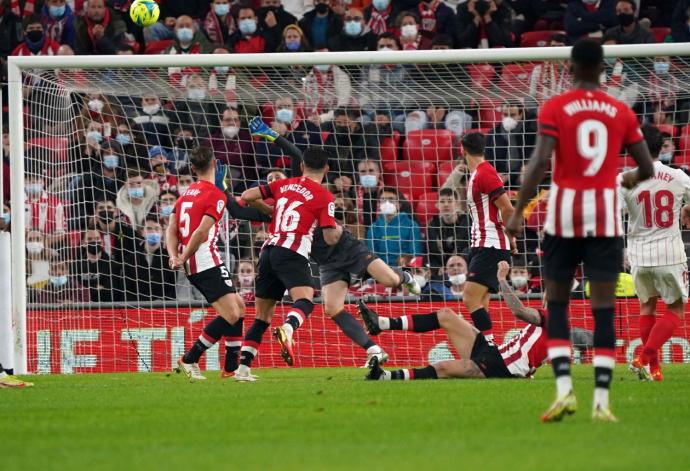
[129, 0, 160, 27]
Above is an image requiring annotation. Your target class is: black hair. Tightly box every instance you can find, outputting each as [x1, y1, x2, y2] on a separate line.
[379, 186, 400, 198]
[144, 213, 161, 225]
[302, 147, 330, 171]
[431, 34, 453, 48]
[641, 124, 663, 158]
[439, 187, 460, 200]
[126, 169, 142, 180]
[550, 33, 568, 45]
[22, 14, 42, 30]
[395, 10, 420, 28]
[377, 32, 401, 49]
[617, 0, 636, 12]
[570, 39, 604, 70]
[461, 131, 486, 156]
[178, 165, 193, 176]
[189, 146, 215, 172]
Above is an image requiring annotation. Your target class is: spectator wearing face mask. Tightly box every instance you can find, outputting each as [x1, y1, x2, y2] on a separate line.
[147, 146, 178, 194]
[74, 94, 122, 148]
[426, 188, 471, 272]
[158, 191, 177, 227]
[367, 187, 422, 266]
[77, 140, 125, 217]
[396, 11, 431, 50]
[172, 74, 223, 139]
[176, 167, 196, 197]
[144, 0, 209, 42]
[116, 169, 160, 231]
[640, 57, 680, 125]
[29, 257, 90, 304]
[41, 0, 76, 49]
[324, 108, 376, 183]
[165, 15, 214, 86]
[12, 14, 60, 56]
[364, 0, 399, 35]
[456, 0, 514, 49]
[0, 203, 10, 232]
[73, 228, 121, 302]
[203, 0, 236, 47]
[130, 94, 172, 149]
[276, 24, 312, 52]
[123, 215, 176, 301]
[328, 8, 377, 52]
[24, 172, 67, 247]
[303, 46, 352, 125]
[355, 159, 384, 227]
[169, 127, 196, 171]
[92, 198, 140, 265]
[206, 107, 258, 191]
[564, 0, 617, 44]
[74, 0, 127, 55]
[484, 102, 536, 187]
[508, 260, 532, 294]
[259, 0, 298, 52]
[228, 6, 278, 54]
[604, 0, 654, 45]
[426, 254, 468, 300]
[236, 260, 256, 304]
[299, 0, 343, 48]
[114, 122, 150, 170]
[25, 229, 54, 288]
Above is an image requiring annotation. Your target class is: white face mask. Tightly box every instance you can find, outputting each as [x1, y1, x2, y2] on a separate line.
[187, 88, 206, 100]
[222, 126, 240, 139]
[378, 46, 394, 52]
[178, 185, 189, 195]
[511, 276, 528, 289]
[400, 24, 418, 38]
[142, 104, 160, 115]
[27, 241, 44, 254]
[448, 273, 466, 285]
[413, 274, 427, 289]
[379, 201, 397, 215]
[502, 116, 518, 132]
[239, 275, 254, 287]
[88, 99, 104, 113]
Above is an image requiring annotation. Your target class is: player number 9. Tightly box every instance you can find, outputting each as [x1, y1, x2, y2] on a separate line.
[577, 119, 608, 177]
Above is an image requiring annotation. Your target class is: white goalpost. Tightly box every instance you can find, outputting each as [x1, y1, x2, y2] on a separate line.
[7, 43, 690, 375]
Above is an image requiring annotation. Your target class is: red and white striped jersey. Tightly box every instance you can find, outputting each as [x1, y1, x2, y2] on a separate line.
[25, 191, 67, 233]
[173, 180, 227, 275]
[498, 310, 547, 378]
[467, 161, 510, 249]
[539, 88, 643, 238]
[619, 161, 690, 267]
[260, 176, 336, 259]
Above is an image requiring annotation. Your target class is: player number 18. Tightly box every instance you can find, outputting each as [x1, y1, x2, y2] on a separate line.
[577, 119, 608, 177]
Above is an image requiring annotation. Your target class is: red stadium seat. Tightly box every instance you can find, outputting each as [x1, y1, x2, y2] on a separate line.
[403, 129, 454, 162]
[520, 30, 564, 47]
[467, 64, 495, 89]
[27, 137, 69, 162]
[415, 191, 439, 227]
[499, 63, 535, 95]
[476, 98, 503, 129]
[382, 161, 435, 199]
[656, 123, 677, 138]
[437, 161, 456, 187]
[379, 131, 401, 162]
[651, 27, 670, 43]
[145, 39, 173, 54]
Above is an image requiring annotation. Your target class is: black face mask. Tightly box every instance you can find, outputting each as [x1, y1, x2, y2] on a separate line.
[86, 242, 101, 255]
[375, 124, 392, 137]
[617, 13, 635, 27]
[334, 208, 345, 221]
[261, 6, 280, 15]
[176, 136, 195, 149]
[314, 2, 329, 14]
[26, 30, 44, 43]
[335, 125, 350, 136]
[98, 210, 115, 222]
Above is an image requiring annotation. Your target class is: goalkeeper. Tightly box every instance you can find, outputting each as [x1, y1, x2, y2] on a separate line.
[239, 117, 420, 373]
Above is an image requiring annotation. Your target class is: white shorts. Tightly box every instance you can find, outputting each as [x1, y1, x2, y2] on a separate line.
[631, 263, 688, 305]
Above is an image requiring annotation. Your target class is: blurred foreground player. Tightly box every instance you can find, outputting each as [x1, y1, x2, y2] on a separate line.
[506, 39, 654, 422]
[360, 261, 547, 381]
[167, 147, 245, 381]
[618, 125, 690, 382]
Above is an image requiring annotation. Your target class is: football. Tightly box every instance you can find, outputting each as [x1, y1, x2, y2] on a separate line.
[129, 0, 160, 27]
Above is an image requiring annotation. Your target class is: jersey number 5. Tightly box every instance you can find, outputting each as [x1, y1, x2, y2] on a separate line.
[274, 197, 303, 232]
[179, 202, 193, 237]
[577, 119, 608, 177]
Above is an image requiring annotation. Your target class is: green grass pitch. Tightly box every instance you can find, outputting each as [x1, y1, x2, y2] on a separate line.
[2, 365, 689, 470]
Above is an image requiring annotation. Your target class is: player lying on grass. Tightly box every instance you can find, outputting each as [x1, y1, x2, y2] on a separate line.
[232, 118, 421, 380]
[618, 125, 690, 382]
[360, 261, 547, 382]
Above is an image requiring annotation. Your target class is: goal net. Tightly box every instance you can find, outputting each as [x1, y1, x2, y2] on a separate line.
[6, 45, 690, 374]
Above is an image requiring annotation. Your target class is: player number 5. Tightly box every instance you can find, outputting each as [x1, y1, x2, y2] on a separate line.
[577, 119, 608, 177]
[179, 202, 193, 237]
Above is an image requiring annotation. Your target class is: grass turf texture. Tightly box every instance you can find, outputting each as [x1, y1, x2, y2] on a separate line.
[2, 365, 689, 470]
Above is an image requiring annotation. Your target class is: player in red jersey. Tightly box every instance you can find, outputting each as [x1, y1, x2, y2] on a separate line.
[166, 147, 246, 381]
[506, 39, 654, 422]
[238, 146, 342, 380]
[461, 132, 516, 345]
[361, 261, 547, 381]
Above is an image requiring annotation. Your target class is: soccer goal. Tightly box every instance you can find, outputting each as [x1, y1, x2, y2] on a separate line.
[5, 43, 690, 375]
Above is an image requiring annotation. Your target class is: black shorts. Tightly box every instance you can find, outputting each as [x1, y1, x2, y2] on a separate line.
[319, 247, 378, 287]
[470, 334, 513, 379]
[187, 265, 236, 304]
[255, 245, 315, 301]
[542, 235, 623, 283]
[466, 247, 511, 293]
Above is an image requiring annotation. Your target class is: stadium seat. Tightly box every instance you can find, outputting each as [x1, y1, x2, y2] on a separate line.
[467, 64, 495, 89]
[382, 161, 435, 199]
[27, 137, 69, 163]
[651, 27, 670, 43]
[520, 30, 563, 47]
[437, 161, 456, 187]
[475, 98, 503, 129]
[379, 131, 401, 162]
[656, 123, 677, 138]
[403, 129, 454, 162]
[414, 191, 439, 226]
[499, 63, 535, 96]
[145, 39, 173, 55]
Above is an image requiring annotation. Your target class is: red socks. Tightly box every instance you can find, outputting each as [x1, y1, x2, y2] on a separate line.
[641, 313, 681, 365]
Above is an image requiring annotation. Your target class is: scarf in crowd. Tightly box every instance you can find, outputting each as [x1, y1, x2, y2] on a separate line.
[43, 4, 74, 45]
[11, 0, 34, 17]
[368, 4, 391, 35]
[418, 0, 439, 35]
[203, 8, 236, 45]
[85, 7, 111, 48]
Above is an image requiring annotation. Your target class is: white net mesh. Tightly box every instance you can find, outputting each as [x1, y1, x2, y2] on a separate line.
[10, 48, 690, 374]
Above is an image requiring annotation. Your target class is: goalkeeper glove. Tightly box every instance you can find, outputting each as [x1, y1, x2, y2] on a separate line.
[249, 116, 279, 142]
[215, 160, 230, 193]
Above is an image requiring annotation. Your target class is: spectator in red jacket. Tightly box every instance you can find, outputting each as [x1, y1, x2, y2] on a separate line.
[12, 14, 60, 56]
[227, 6, 277, 53]
[417, 0, 456, 42]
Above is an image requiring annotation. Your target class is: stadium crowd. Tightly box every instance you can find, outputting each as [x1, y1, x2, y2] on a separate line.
[0, 0, 688, 305]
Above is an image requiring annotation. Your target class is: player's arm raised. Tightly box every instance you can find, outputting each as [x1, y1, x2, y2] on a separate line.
[506, 134, 556, 237]
[241, 186, 274, 215]
[166, 212, 180, 269]
[178, 215, 216, 265]
[620, 139, 655, 189]
[497, 261, 542, 326]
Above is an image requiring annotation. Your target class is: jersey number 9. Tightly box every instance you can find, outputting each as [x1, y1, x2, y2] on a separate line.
[577, 119, 608, 177]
